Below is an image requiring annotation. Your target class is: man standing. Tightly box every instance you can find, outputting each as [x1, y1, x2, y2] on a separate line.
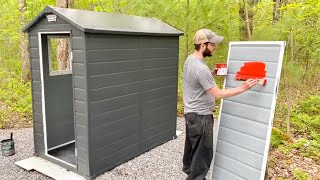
[182, 29, 257, 180]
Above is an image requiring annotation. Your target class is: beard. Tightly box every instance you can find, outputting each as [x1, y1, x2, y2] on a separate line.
[202, 47, 212, 57]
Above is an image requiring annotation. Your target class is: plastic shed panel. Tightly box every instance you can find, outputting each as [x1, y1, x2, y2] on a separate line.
[211, 42, 286, 180]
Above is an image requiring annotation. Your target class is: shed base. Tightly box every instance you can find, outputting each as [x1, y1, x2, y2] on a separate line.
[48, 142, 76, 165]
[15, 156, 84, 180]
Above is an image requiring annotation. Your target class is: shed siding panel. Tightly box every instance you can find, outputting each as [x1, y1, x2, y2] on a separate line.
[32, 92, 41, 104]
[225, 74, 275, 94]
[86, 34, 139, 50]
[143, 76, 177, 91]
[87, 49, 140, 63]
[30, 37, 38, 48]
[223, 89, 273, 109]
[87, 35, 178, 176]
[30, 48, 40, 59]
[213, 166, 245, 180]
[72, 37, 85, 50]
[90, 82, 141, 102]
[90, 93, 140, 115]
[72, 50, 85, 63]
[216, 140, 263, 169]
[140, 37, 178, 154]
[31, 58, 40, 70]
[213, 42, 285, 180]
[88, 71, 140, 89]
[229, 46, 281, 62]
[31, 70, 41, 81]
[142, 57, 178, 69]
[33, 112, 42, 124]
[92, 104, 139, 128]
[222, 100, 271, 125]
[214, 153, 261, 180]
[228, 61, 278, 78]
[87, 34, 141, 176]
[29, 35, 43, 155]
[219, 113, 268, 140]
[88, 60, 141, 75]
[142, 85, 177, 102]
[140, 36, 179, 48]
[141, 48, 178, 59]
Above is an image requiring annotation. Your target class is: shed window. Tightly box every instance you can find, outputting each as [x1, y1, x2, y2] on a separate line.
[48, 36, 72, 76]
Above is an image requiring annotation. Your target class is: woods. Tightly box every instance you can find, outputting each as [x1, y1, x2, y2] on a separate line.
[0, 0, 319, 179]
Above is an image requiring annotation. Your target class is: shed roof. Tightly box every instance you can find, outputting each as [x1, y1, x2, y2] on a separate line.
[22, 6, 184, 36]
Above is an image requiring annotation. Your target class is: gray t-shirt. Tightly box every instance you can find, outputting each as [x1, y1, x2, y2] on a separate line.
[183, 55, 217, 115]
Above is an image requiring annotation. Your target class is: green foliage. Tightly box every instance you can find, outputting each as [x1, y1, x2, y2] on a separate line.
[291, 96, 320, 135]
[291, 113, 320, 134]
[275, 95, 320, 162]
[278, 178, 289, 180]
[298, 96, 320, 116]
[0, 1, 319, 179]
[289, 138, 320, 162]
[0, 58, 32, 128]
[293, 169, 312, 180]
[177, 71, 184, 116]
[271, 128, 287, 148]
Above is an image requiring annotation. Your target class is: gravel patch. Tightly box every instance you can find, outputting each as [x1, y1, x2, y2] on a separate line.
[0, 118, 188, 180]
[0, 128, 51, 180]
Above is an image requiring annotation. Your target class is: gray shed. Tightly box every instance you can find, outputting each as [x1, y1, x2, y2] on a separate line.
[22, 6, 183, 179]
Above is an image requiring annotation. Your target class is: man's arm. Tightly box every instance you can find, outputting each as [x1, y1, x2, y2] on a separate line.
[207, 79, 258, 99]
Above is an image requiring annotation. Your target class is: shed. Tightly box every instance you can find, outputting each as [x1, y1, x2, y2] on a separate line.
[22, 6, 183, 179]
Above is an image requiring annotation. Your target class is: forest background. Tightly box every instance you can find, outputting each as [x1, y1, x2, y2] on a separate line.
[0, 0, 319, 179]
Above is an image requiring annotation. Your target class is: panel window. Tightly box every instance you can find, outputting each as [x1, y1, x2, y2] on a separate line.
[48, 36, 72, 76]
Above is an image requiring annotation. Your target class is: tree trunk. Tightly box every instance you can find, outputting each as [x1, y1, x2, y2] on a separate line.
[18, 0, 30, 83]
[56, 0, 74, 70]
[286, 27, 294, 136]
[238, 1, 247, 40]
[273, 0, 281, 24]
[243, 0, 252, 40]
[286, 90, 292, 135]
[273, 0, 287, 24]
[239, 0, 258, 40]
[184, 0, 190, 60]
[56, 0, 74, 8]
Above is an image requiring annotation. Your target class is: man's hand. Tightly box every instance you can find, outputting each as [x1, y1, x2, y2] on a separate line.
[241, 79, 258, 91]
[211, 68, 218, 77]
[211, 68, 227, 77]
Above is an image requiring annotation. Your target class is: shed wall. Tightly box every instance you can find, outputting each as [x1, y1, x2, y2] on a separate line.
[28, 16, 90, 176]
[212, 42, 285, 180]
[85, 34, 179, 176]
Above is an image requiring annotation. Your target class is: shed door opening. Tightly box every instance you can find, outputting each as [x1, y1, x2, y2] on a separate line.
[39, 33, 76, 167]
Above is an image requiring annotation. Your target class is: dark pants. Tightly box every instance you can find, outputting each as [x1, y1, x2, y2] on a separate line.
[183, 113, 214, 180]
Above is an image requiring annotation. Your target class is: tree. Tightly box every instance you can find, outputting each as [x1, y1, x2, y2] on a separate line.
[56, 0, 74, 70]
[239, 0, 259, 40]
[18, 0, 30, 83]
[273, 0, 280, 23]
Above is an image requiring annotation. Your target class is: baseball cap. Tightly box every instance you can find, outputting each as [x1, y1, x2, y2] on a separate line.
[193, 29, 224, 44]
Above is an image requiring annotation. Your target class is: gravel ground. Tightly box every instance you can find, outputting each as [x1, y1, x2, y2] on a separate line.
[0, 127, 51, 180]
[0, 118, 189, 180]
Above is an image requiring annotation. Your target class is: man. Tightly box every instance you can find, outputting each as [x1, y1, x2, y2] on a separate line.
[182, 29, 257, 180]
